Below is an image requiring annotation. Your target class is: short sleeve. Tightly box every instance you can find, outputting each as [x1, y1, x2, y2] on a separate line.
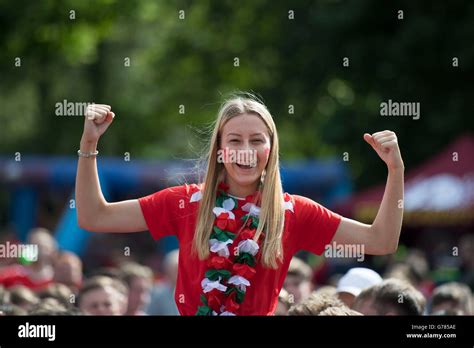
[291, 195, 342, 255]
[138, 184, 197, 240]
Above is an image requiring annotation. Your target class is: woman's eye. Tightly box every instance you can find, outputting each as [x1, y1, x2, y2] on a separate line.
[252, 139, 264, 144]
[229, 139, 240, 143]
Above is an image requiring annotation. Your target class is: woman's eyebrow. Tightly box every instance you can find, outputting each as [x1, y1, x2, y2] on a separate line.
[226, 132, 266, 137]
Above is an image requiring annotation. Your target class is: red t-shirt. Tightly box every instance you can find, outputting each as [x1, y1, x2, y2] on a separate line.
[138, 184, 341, 315]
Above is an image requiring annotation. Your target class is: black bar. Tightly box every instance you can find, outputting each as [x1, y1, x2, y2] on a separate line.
[0, 315, 473, 346]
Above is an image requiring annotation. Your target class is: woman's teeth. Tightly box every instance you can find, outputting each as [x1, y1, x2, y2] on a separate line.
[237, 163, 253, 169]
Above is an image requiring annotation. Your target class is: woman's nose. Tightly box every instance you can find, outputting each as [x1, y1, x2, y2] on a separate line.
[240, 140, 253, 150]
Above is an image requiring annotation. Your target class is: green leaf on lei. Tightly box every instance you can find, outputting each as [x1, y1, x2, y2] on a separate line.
[200, 294, 208, 306]
[241, 215, 260, 229]
[225, 287, 246, 304]
[211, 226, 236, 242]
[234, 252, 256, 267]
[216, 194, 238, 209]
[205, 269, 231, 281]
[195, 305, 212, 316]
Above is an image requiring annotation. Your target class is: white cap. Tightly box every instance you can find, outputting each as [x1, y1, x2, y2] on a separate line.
[336, 268, 383, 296]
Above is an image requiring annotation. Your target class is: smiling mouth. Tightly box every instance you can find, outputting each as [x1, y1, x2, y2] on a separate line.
[235, 162, 256, 169]
[237, 163, 253, 169]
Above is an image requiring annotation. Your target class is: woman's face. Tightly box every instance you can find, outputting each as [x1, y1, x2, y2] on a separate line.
[220, 113, 271, 192]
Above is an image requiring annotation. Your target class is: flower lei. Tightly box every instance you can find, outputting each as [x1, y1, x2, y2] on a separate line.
[195, 182, 264, 316]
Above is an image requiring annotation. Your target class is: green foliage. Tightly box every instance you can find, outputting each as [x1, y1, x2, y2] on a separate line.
[0, 0, 472, 188]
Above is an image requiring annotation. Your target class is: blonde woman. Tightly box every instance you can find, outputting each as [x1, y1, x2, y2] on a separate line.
[76, 96, 404, 316]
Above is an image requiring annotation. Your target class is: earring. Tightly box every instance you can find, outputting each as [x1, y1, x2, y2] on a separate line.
[259, 169, 266, 188]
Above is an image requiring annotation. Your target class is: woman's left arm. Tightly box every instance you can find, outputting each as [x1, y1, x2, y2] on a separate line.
[332, 130, 405, 255]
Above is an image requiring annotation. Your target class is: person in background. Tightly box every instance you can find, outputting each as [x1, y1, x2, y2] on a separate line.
[429, 282, 473, 315]
[353, 278, 426, 315]
[0, 228, 57, 290]
[29, 298, 81, 315]
[318, 306, 363, 316]
[0, 303, 27, 315]
[53, 251, 83, 294]
[0, 285, 11, 315]
[459, 235, 474, 290]
[283, 257, 313, 305]
[86, 267, 129, 314]
[146, 249, 179, 315]
[0, 229, 19, 269]
[38, 283, 74, 309]
[336, 267, 382, 308]
[274, 288, 291, 315]
[8, 285, 39, 312]
[77, 276, 128, 315]
[288, 293, 345, 316]
[384, 249, 433, 298]
[87, 267, 123, 280]
[0, 285, 10, 305]
[311, 285, 337, 298]
[120, 262, 153, 315]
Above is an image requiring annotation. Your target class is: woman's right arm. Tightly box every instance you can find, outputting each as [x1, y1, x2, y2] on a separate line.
[75, 104, 147, 233]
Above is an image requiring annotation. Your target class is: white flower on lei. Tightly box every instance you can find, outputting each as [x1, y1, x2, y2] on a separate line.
[209, 238, 233, 257]
[201, 277, 227, 293]
[212, 198, 237, 220]
[237, 239, 259, 256]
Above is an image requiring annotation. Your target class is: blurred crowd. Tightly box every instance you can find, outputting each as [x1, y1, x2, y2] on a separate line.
[278, 257, 473, 316]
[0, 227, 473, 316]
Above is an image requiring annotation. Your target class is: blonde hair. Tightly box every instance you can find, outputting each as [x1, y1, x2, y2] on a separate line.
[193, 94, 285, 269]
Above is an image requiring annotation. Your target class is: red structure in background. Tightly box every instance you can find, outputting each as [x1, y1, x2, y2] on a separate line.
[337, 134, 474, 227]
